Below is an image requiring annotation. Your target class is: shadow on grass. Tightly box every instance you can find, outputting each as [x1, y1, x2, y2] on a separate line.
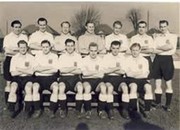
[76, 122, 89, 130]
[123, 112, 164, 130]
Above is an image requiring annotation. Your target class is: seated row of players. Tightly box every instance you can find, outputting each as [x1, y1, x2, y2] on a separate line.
[8, 39, 152, 120]
[3, 18, 177, 119]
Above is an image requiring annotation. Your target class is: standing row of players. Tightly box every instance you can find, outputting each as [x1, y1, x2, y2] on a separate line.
[3, 18, 177, 120]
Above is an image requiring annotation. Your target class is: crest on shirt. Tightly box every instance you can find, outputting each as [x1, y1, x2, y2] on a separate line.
[25, 61, 29, 67]
[116, 62, 120, 67]
[95, 65, 99, 71]
[74, 61, 77, 67]
[166, 39, 170, 44]
[48, 59, 53, 64]
[138, 64, 142, 69]
[144, 40, 148, 44]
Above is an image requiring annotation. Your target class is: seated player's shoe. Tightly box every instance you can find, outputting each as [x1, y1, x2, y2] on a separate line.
[108, 110, 114, 120]
[85, 111, 91, 119]
[76, 111, 83, 119]
[121, 109, 130, 120]
[144, 111, 150, 119]
[162, 105, 171, 112]
[151, 102, 162, 110]
[60, 110, 66, 118]
[49, 110, 55, 119]
[32, 110, 41, 118]
[24, 111, 31, 119]
[7, 110, 17, 119]
[98, 111, 106, 119]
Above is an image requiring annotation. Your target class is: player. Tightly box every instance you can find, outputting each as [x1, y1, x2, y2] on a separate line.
[29, 17, 54, 55]
[55, 38, 82, 118]
[53, 21, 77, 55]
[102, 40, 128, 119]
[78, 21, 104, 56]
[105, 21, 129, 53]
[3, 20, 28, 108]
[125, 43, 153, 119]
[81, 42, 105, 119]
[153, 20, 177, 111]
[33, 40, 58, 118]
[8, 40, 34, 118]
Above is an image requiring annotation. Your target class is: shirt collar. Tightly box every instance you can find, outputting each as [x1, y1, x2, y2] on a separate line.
[85, 31, 95, 35]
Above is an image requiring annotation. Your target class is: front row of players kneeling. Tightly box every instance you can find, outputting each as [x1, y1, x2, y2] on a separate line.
[7, 39, 153, 120]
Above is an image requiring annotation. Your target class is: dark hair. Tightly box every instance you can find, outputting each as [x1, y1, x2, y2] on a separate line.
[11, 20, 22, 27]
[130, 43, 141, 50]
[89, 42, 98, 50]
[41, 40, 51, 46]
[17, 40, 28, 47]
[85, 21, 95, 26]
[159, 20, 169, 26]
[37, 17, 48, 24]
[110, 40, 121, 48]
[65, 38, 75, 45]
[61, 21, 71, 27]
[138, 21, 147, 27]
[113, 21, 122, 28]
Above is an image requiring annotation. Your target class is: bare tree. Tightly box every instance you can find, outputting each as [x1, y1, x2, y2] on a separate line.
[71, 6, 101, 38]
[126, 8, 142, 31]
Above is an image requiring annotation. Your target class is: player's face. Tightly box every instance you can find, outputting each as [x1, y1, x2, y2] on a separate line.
[131, 46, 141, 58]
[62, 23, 70, 35]
[42, 43, 51, 54]
[89, 46, 98, 59]
[159, 22, 168, 34]
[111, 44, 120, 56]
[38, 20, 47, 33]
[19, 44, 28, 55]
[66, 42, 75, 54]
[12, 23, 22, 35]
[86, 23, 95, 34]
[113, 24, 122, 35]
[138, 23, 147, 35]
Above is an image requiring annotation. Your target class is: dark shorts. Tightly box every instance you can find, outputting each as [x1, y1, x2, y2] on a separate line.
[125, 77, 150, 93]
[144, 56, 153, 79]
[58, 75, 82, 92]
[103, 75, 126, 92]
[34, 75, 58, 91]
[153, 55, 174, 81]
[82, 78, 103, 92]
[3, 56, 12, 81]
[11, 76, 34, 90]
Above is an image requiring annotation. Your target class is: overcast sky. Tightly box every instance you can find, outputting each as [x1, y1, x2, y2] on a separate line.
[0, 2, 179, 36]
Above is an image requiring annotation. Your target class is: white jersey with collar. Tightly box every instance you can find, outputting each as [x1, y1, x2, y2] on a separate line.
[78, 32, 102, 54]
[154, 32, 177, 55]
[29, 30, 55, 55]
[34, 52, 58, 76]
[10, 53, 35, 76]
[105, 33, 129, 52]
[125, 55, 149, 79]
[29, 30, 54, 45]
[3, 32, 28, 56]
[81, 55, 104, 79]
[58, 52, 82, 76]
[102, 53, 126, 76]
[54, 33, 78, 52]
[130, 34, 154, 56]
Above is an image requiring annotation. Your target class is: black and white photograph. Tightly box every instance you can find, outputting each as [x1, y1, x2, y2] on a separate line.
[0, 1, 179, 130]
